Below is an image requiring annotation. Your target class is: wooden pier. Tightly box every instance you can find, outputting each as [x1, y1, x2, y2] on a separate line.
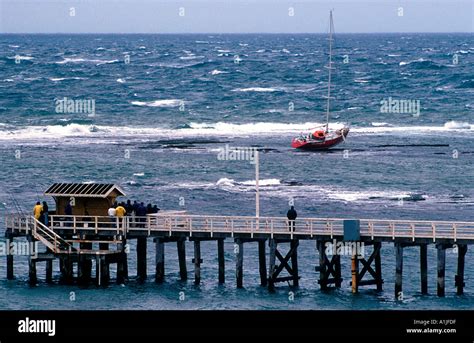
[4, 213, 474, 297]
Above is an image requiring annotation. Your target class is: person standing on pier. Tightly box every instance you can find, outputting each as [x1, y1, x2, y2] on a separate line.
[108, 204, 117, 228]
[125, 200, 133, 216]
[287, 206, 297, 232]
[146, 203, 152, 214]
[115, 203, 126, 218]
[65, 202, 73, 227]
[136, 202, 147, 227]
[33, 201, 43, 221]
[41, 201, 49, 226]
[115, 203, 127, 230]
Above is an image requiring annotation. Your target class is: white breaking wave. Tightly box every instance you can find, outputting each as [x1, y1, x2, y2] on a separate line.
[116, 78, 126, 83]
[399, 58, 426, 66]
[179, 55, 204, 60]
[231, 87, 285, 92]
[131, 99, 182, 107]
[9, 55, 33, 61]
[48, 77, 85, 82]
[443, 121, 472, 130]
[216, 178, 281, 188]
[241, 179, 281, 186]
[0, 124, 99, 140]
[55, 57, 119, 65]
[133, 172, 145, 177]
[210, 69, 228, 75]
[1, 121, 472, 143]
[175, 178, 419, 204]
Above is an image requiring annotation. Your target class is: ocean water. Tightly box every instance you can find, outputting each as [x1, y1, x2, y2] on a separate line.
[0, 33, 473, 310]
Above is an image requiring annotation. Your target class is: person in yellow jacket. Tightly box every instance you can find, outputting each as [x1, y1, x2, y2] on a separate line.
[115, 203, 127, 229]
[33, 201, 43, 220]
[115, 204, 126, 217]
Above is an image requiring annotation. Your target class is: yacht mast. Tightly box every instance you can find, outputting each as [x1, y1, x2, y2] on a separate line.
[325, 10, 334, 133]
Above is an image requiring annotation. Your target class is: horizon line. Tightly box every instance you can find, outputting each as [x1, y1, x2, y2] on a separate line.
[1, 31, 473, 35]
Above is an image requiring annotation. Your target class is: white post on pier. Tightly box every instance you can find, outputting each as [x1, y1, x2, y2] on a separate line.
[255, 150, 260, 229]
[255, 150, 260, 217]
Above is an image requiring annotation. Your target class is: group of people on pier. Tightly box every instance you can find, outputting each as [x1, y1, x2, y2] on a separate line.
[33, 198, 160, 228]
[108, 200, 160, 220]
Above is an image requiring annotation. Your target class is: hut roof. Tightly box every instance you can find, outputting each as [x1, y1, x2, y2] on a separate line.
[44, 183, 126, 198]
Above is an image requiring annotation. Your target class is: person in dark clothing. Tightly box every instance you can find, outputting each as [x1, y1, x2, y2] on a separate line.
[125, 200, 133, 215]
[65, 202, 73, 227]
[132, 201, 139, 215]
[41, 201, 49, 226]
[287, 206, 297, 232]
[136, 202, 147, 227]
[152, 205, 160, 214]
[65, 203, 73, 216]
[136, 202, 147, 216]
[146, 203, 153, 214]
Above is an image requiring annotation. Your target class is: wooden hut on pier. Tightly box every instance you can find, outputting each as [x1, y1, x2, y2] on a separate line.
[44, 183, 126, 216]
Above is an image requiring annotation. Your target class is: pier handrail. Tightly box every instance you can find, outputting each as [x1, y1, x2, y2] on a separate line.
[30, 217, 76, 254]
[6, 214, 474, 242]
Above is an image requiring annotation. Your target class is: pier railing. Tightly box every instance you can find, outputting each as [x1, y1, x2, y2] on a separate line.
[6, 214, 474, 242]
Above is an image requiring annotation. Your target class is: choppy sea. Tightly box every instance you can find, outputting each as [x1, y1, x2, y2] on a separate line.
[0, 33, 473, 309]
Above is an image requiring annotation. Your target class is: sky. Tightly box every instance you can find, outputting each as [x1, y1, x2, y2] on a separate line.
[0, 0, 473, 33]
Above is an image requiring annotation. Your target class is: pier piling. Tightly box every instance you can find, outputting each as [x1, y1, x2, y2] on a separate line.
[45, 259, 53, 283]
[122, 238, 128, 280]
[78, 243, 92, 284]
[437, 244, 446, 297]
[317, 240, 328, 290]
[137, 237, 147, 281]
[374, 242, 383, 291]
[395, 243, 403, 298]
[268, 239, 276, 292]
[351, 254, 358, 294]
[258, 240, 267, 286]
[60, 256, 74, 284]
[28, 257, 37, 286]
[27, 235, 37, 285]
[235, 239, 244, 288]
[155, 238, 165, 283]
[117, 239, 127, 284]
[217, 239, 225, 284]
[456, 244, 467, 295]
[193, 240, 202, 285]
[6, 253, 14, 280]
[6, 233, 14, 280]
[420, 244, 428, 294]
[177, 238, 188, 281]
[102, 257, 110, 286]
[290, 240, 299, 287]
[99, 243, 110, 282]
